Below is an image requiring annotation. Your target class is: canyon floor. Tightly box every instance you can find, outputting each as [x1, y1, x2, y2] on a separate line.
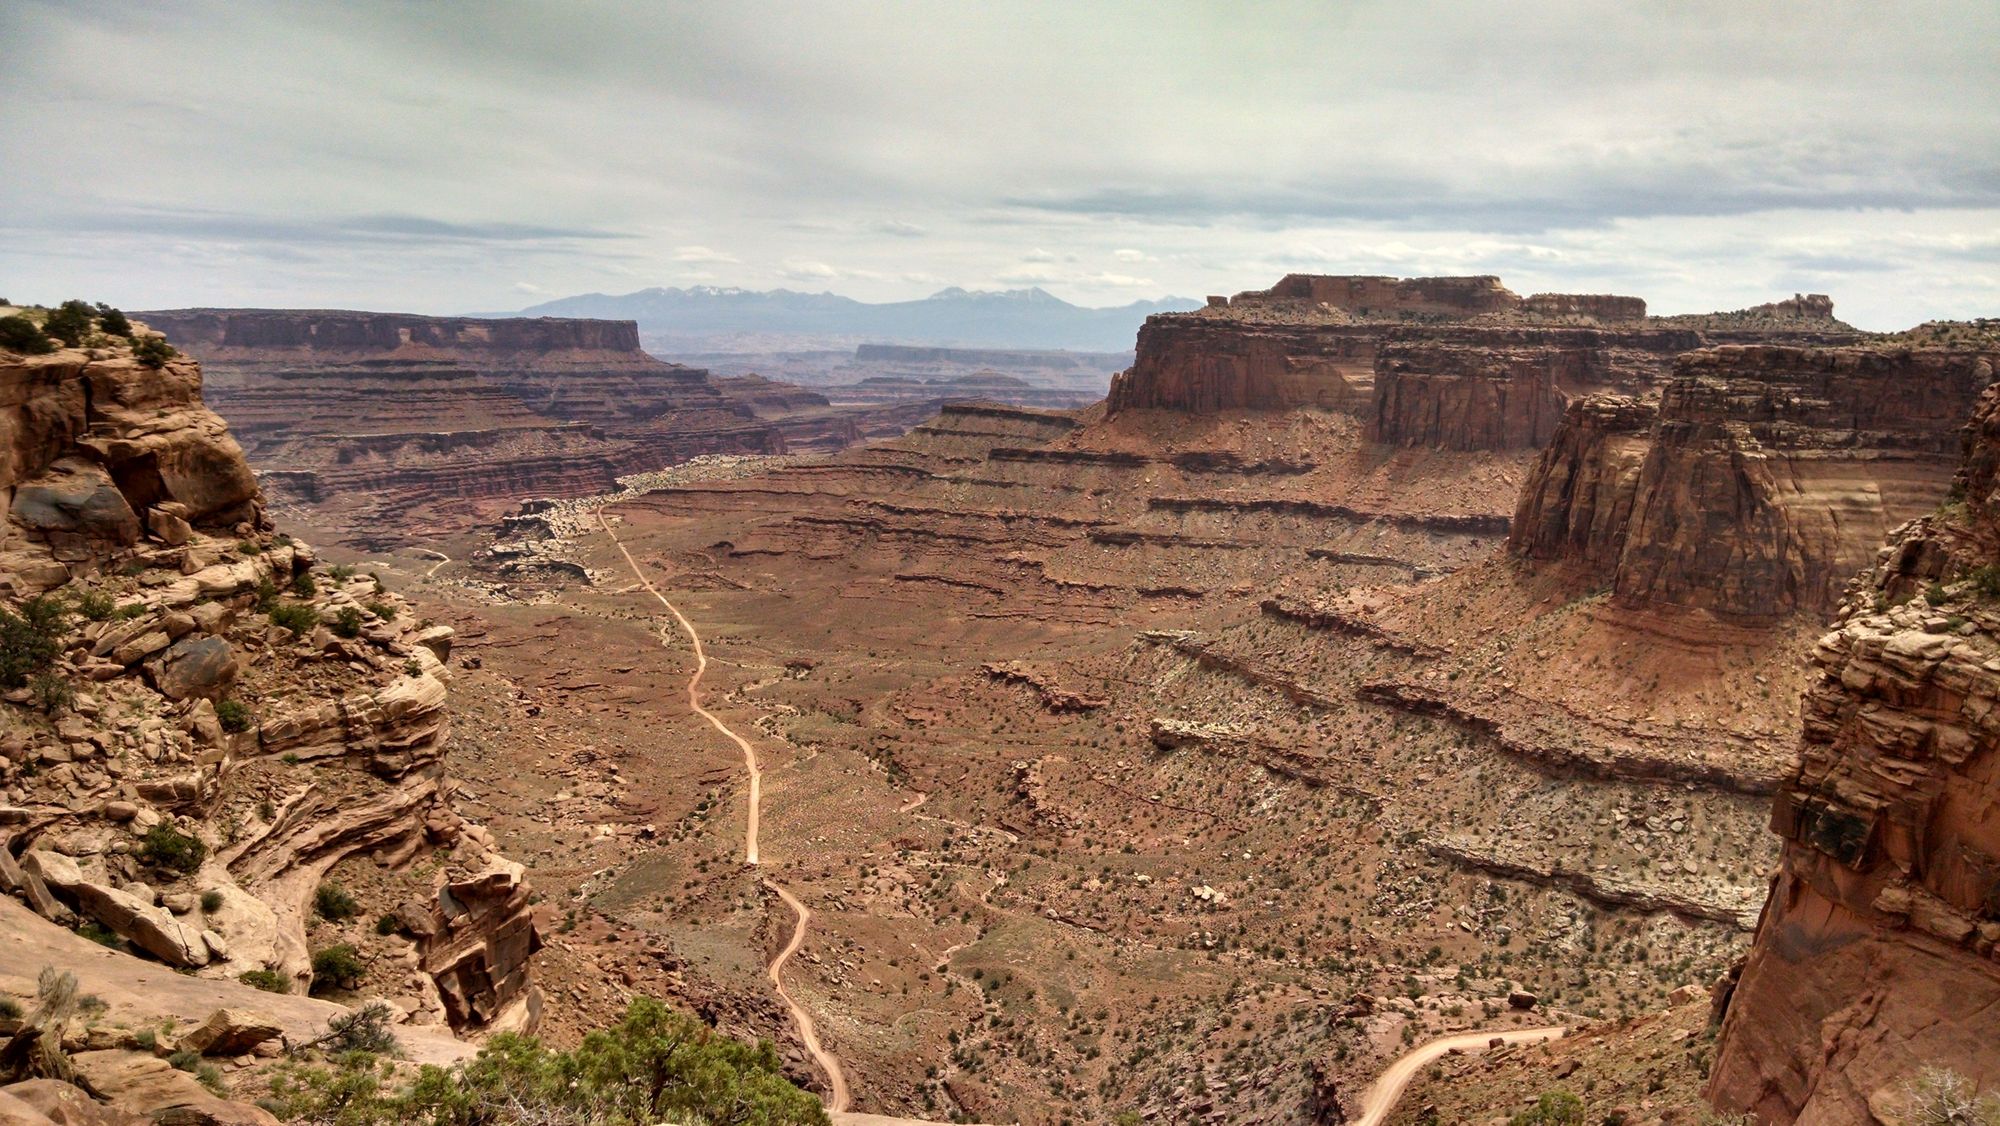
[308, 400, 1796, 1124]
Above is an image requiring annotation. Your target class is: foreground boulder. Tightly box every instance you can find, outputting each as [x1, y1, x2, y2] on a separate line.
[179, 1009, 282, 1057]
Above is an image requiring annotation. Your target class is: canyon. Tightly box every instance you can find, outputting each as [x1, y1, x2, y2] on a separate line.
[5, 279, 1997, 1126]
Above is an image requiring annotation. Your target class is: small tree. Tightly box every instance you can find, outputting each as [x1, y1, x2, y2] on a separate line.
[41, 300, 94, 347]
[132, 335, 177, 368]
[1510, 1092, 1586, 1125]
[1904, 1067, 2000, 1125]
[94, 305, 132, 337]
[0, 316, 54, 355]
[138, 822, 208, 875]
[0, 596, 70, 688]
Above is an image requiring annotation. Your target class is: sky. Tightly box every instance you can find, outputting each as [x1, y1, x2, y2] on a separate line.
[1, 1, 1996, 330]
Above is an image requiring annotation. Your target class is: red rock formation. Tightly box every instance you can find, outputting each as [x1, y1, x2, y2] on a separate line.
[1707, 383, 2000, 1124]
[0, 328, 542, 1036]
[1, 346, 261, 584]
[136, 308, 645, 359]
[137, 309, 784, 538]
[1510, 345, 1996, 619]
[1108, 315, 1377, 413]
[1521, 293, 1648, 321]
[1245, 273, 1523, 316]
[1369, 327, 1696, 449]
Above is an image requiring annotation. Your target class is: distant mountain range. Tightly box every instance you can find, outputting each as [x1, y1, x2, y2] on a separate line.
[507, 286, 1201, 352]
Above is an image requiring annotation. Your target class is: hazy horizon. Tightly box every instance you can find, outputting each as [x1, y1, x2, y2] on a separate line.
[3, 1, 1996, 331]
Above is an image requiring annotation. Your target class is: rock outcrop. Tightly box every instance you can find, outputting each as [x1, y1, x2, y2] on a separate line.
[1108, 315, 1378, 413]
[2, 347, 260, 588]
[1108, 274, 1852, 429]
[1708, 382, 2000, 1123]
[0, 325, 540, 1048]
[1369, 327, 1698, 449]
[1511, 344, 1997, 619]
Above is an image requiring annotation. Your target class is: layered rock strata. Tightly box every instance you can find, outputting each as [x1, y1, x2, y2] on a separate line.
[1511, 344, 1997, 619]
[2, 346, 260, 588]
[138, 309, 782, 537]
[1708, 383, 2000, 1123]
[0, 328, 539, 1042]
[1109, 273, 1851, 426]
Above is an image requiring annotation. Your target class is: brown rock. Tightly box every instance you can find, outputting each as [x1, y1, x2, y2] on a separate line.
[150, 637, 238, 702]
[1708, 382, 2000, 1123]
[179, 1010, 281, 1057]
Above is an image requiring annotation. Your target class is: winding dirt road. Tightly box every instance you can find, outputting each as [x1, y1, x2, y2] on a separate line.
[596, 511, 845, 1111]
[598, 512, 762, 865]
[765, 879, 851, 1111]
[1352, 1025, 1565, 1126]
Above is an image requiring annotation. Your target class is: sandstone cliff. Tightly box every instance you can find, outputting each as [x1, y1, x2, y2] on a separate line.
[1707, 382, 2000, 1123]
[0, 324, 539, 1058]
[1510, 344, 1996, 619]
[2, 346, 259, 589]
[1108, 274, 1848, 431]
[1369, 326, 1698, 449]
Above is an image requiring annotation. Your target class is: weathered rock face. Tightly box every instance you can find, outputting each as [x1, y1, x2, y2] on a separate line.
[1521, 293, 1648, 321]
[1250, 273, 1524, 315]
[1370, 327, 1698, 449]
[1108, 315, 1378, 413]
[1110, 274, 1845, 427]
[1510, 344, 1996, 619]
[1, 348, 260, 581]
[135, 309, 643, 358]
[0, 329, 540, 1041]
[1708, 383, 2000, 1124]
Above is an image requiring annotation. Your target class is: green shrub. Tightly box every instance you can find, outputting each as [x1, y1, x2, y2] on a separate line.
[330, 607, 364, 639]
[253, 577, 280, 614]
[0, 595, 70, 688]
[263, 997, 826, 1126]
[132, 335, 176, 368]
[138, 823, 207, 874]
[216, 698, 252, 733]
[0, 997, 20, 1020]
[315, 883, 360, 922]
[30, 671, 74, 713]
[374, 914, 401, 936]
[364, 600, 396, 621]
[95, 305, 132, 337]
[269, 602, 318, 636]
[78, 921, 123, 948]
[327, 564, 356, 583]
[238, 539, 263, 555]
[1901, 1066, 2000, 1125]
[289, 571, 317, 598]
[42, 300, 94, 347]
[168, 1047, 201, 1073]
[200, 889, 225, 913]
[309, 944, 365, 993]
[1971, 565, 2000, 600]
[69, 589, 117, 621]
[1925, 582, 1949, 606]
[238, 969, 290, 994]
[0, 315, 54, 355]
[1510, 1092, 1586, 1126]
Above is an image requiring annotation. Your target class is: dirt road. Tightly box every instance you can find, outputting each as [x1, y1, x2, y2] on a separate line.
[598, 512, 762, 865]
[596, 510, 845, 1110]
[766, 879, 851, 1111]
[1352, 1025, 1565, 1126]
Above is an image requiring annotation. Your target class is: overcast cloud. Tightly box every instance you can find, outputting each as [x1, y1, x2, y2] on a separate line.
[1, 0, 1995, 329]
